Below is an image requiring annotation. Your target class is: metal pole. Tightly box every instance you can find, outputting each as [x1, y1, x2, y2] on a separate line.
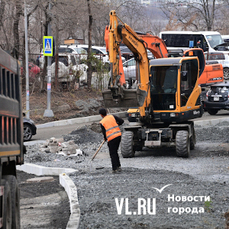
[43, 2, 54, 117]
[24, 0, 29, 118]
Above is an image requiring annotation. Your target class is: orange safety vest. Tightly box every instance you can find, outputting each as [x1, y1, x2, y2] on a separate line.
[100, 115, 121, 142]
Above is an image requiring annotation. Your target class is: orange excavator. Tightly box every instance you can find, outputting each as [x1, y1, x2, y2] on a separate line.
[102, 10, 223, 158]
[105, 27, 223, 88]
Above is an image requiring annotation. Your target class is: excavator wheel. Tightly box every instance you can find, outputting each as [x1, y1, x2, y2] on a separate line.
[175, 130, 190, 158]
[121, 131, 135, 158]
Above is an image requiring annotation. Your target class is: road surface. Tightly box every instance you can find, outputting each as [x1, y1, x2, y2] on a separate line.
[32, 110, 229, 141]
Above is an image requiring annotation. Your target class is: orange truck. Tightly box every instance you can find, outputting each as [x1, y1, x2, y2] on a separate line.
[0, 48, 24, 228]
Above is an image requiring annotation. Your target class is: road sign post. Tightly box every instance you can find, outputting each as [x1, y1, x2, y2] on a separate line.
[43, 36, 53, 56]
[43, 34, 54, 117]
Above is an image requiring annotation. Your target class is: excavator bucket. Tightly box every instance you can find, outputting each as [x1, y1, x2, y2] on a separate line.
[102, 87, 147, 108]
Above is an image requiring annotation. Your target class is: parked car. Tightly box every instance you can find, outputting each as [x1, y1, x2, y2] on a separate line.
[205, 52, 229, 80]
[123, 58, 136, 80]
[50, 53, 88, 84]
[68, 45, 87, 55]
[20, 62, 40, 78]
[204, 82, 229, 115]
[78, 45, 110, 65]
[23, 115, 37, 141]
[123, 56, 154, 81]
[58, 44, 77, 54]
[39, 45, 87, 70]
[68, 45, 87, 63]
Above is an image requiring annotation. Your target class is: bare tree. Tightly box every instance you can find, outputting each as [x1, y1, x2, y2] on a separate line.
[87, 0, 93, 89]
[160, 0, 222, 31]
[13, 0, 23, 59]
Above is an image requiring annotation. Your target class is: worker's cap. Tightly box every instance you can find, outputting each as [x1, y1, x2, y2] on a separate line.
[99, 108, 107, 116]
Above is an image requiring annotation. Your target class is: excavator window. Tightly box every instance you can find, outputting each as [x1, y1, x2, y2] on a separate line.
[150, 65, 178, 110]
[180, 59, 198, 107]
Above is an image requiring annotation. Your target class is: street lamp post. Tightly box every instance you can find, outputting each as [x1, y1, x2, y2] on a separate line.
[24, 0, 29, 118]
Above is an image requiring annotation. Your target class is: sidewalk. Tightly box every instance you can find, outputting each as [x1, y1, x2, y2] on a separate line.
[37, 111, 127, 129]
[36, 110, 229, 129]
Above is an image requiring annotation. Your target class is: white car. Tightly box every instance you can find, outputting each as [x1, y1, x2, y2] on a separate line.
[78, 45, 110, 65]
[68, 45, 87, 62]
[123, 58, 136, 80]
[50, 53, 88, 83]
[123, 55, 154, 80]
[58, 45, 77, 54]
[205, 52, 229, 80]
[39, 45, 87, 69]
[68, 45, 87, 55]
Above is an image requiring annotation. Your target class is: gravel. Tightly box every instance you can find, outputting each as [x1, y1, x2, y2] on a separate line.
[18, 171, 70, 229]
[24, 123, 229, 229]
[72, 168, 228, 229]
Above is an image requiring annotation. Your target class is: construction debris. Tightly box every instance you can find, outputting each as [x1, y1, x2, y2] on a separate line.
[39, 137, 83, 156]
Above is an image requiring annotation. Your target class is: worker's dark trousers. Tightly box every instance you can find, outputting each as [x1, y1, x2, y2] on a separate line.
[108, 136, 121, 171]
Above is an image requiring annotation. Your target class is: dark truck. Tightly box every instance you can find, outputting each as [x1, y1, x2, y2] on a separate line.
[0, 48, 24, 228]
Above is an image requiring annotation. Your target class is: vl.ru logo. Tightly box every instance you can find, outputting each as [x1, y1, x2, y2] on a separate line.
[115, 198, 156, 215]
[115, 184, 172, 215]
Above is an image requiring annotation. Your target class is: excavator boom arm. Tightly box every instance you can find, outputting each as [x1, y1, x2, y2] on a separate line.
[138, 34, 168, 58]
[103, 10, 150, 114]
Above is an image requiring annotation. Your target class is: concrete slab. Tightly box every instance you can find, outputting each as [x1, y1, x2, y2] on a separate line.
[17, 163, 77, 176]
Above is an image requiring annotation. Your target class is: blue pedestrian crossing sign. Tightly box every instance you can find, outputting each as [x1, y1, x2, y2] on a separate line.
[43, 36, 53, 56]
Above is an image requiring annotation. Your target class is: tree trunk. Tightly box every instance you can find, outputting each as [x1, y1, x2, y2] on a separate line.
[21, 35, 26, 87]
[0, 0, 5, 30]
[13, 0, 22, 59]
[55, 53, 59, 89]
[87, 0, 93, 90]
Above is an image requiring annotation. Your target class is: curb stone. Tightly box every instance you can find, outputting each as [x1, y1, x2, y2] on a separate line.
[17, 163, 79, 229]
[59, 173, 80, 229]
[37, 111, 127, 129]
[36, 111, 229, 129]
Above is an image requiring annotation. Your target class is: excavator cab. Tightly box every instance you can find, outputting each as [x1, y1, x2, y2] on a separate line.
[149, 56, 203, 122]
[183, 48, 205, 76]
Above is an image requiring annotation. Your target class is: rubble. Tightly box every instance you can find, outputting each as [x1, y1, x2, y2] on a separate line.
[39, 137, 82, 156]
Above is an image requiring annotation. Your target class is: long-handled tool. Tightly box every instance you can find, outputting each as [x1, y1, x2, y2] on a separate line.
[91, 139, 106, 161]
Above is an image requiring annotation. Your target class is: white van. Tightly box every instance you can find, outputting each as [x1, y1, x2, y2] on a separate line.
[221, 35, 229, 42]
[159, 31, 225, 52]
[160, 31, 229, 79]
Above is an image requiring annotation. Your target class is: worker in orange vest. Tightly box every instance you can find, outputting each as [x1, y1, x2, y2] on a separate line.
[99, 108, 124, 173]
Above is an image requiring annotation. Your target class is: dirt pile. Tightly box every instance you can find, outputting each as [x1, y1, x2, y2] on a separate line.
[64, 125, 102, 144]
[22, 88, 106, 124]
